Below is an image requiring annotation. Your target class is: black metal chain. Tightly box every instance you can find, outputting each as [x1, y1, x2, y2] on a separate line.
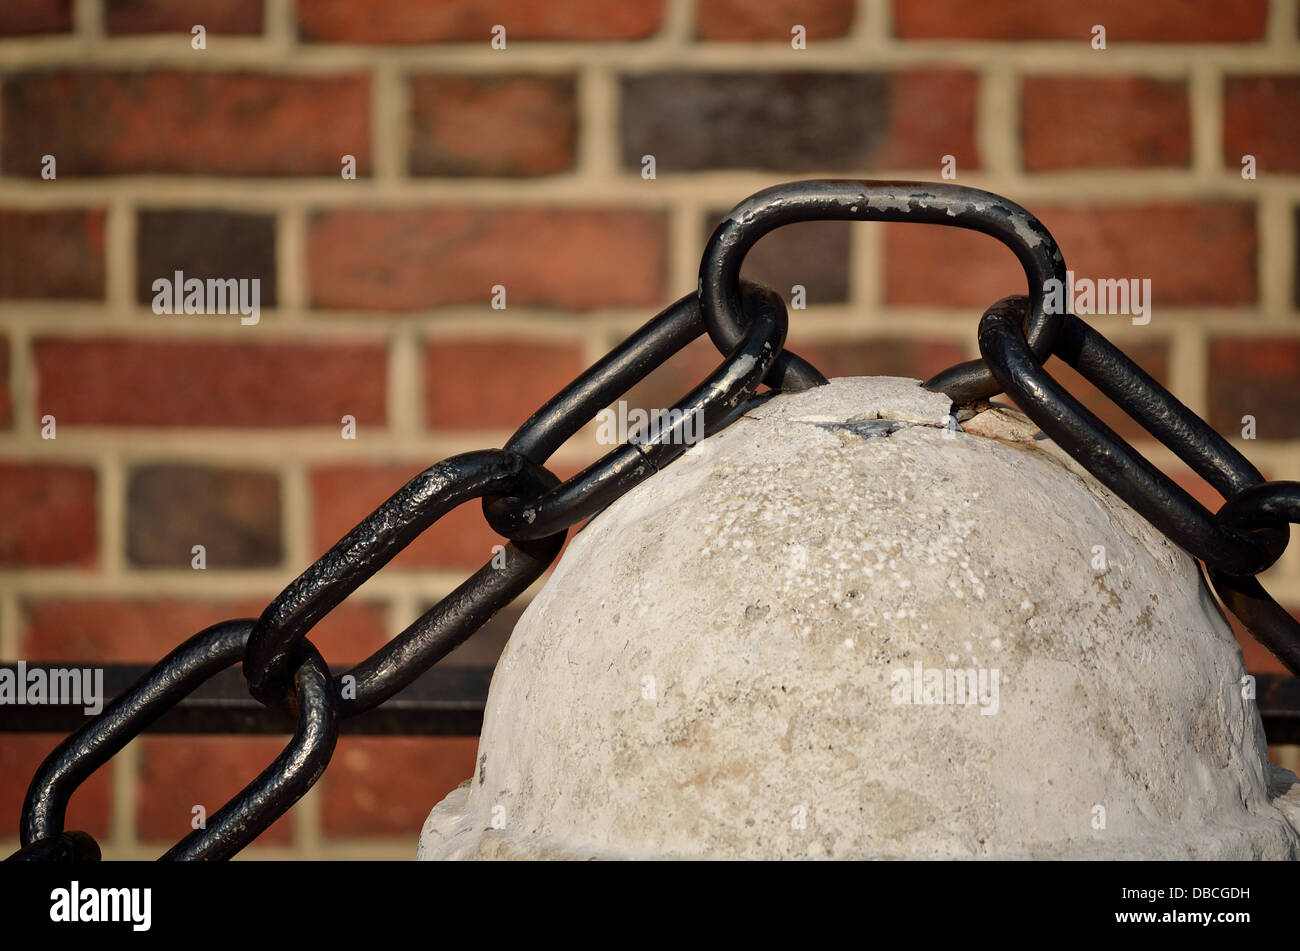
[8, 179, 1299, 862]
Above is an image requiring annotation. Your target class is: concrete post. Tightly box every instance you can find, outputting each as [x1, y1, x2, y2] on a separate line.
[420, 377, 1300, 859]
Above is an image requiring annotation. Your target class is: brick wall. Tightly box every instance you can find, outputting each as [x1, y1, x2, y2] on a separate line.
[0, 0, 1298, 859]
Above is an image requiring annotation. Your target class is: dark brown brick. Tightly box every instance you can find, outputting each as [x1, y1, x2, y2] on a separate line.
[620, 70, 979, 172]
[106, 0, 263, 34]
[0, 339, 10, 428]
[0, 210, 105, 300]
[136, 210, 277, 308]
[2, 71, 369, 177]
[1208, 338, 1300, 439]
[893, 0, 1268, 41]
[703, 212, 850, 304]
[1022, 76, 1191, 171]
[126, 465, 282, 569]
[410, 74, 577, 177]
[0, 1, 72, 36]
[1224, 76, 1300, 174]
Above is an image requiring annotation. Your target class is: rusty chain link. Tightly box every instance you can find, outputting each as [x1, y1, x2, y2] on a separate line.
[9, 179, 1299, 861]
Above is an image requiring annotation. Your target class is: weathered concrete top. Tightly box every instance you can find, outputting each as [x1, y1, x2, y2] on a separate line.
[420, 377, 1300, 860]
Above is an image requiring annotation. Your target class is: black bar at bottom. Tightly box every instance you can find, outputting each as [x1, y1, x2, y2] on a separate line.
[0, 663, 491, 735]
[1, 664, 1300, 743]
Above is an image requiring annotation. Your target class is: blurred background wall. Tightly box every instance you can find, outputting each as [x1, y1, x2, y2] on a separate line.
[0, 0, 1297, 858]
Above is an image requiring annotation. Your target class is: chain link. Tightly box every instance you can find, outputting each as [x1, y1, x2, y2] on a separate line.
[10, 179, 1299, 861]
[699, 180, 1069, 402]
[243, 450, 563, 710]
[978, 296, 1288, 576]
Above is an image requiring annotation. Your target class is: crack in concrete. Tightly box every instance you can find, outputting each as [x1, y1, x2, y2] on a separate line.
[804, 418, 911, 438]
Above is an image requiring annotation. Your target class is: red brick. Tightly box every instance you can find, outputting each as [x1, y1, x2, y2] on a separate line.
[425, 340, 583, 430]
[620, 333, 743, 413]
[0, 735, 110, 841]
[298, 0, 666, 43]
[1224, 76, 1300, 173]
[137, 736, 295, 845]
[2, 71, 369, 177]
[308, 208, 665, 311]
[106, 0, 263, 34]
[1207, 339, 1300, 438]
[884, 203, 1256, 308]
[0, 0, 72, 35]
[0, 463, 96, 567]
[0, 209, 105, 300]
[295, 602, 390, 666]
[311, 464, 506, 571]
[619, 336, 968, 415]
[798, 339, 971, 383]
[1001, 340, 1169, 442]
[320, 736, 477, 837]
[409, 74, 577, 177]
[1022, 77, 1191, 170]
[696, 0, 855, 40]
[312, 454, 582, 575]
[1166, 530, 1297, 681]
[1170, 470, 1247, 518]
[1223, 606, 1298, 676]
[21, 599, 388, 665]
[893, 0, 1267, 41]
[33, 338, 387, 427]
[878, 70, 981, 171]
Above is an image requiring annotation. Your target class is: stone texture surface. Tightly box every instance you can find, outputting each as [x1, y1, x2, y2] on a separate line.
[420, 377, 1298, 859]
